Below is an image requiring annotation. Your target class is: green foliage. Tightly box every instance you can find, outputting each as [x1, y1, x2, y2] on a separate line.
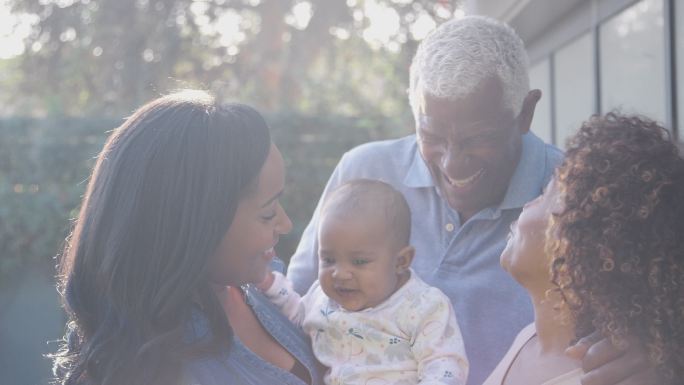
[268, 110, 411, 258]
[0, 117, 115, 282]
[2, 0, 454, 281]
[5, 0, 458, 116]
[0, 112, 410, 280]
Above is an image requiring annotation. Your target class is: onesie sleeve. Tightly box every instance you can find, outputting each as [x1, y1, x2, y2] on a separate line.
[262, 271, 307, 326]
[410, 288, 469, 385]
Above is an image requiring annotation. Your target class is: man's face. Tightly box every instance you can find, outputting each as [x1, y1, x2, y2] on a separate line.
[415, 77, 527, 221]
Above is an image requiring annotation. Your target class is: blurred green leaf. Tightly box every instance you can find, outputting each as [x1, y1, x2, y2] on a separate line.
[0, 112, 408, 280]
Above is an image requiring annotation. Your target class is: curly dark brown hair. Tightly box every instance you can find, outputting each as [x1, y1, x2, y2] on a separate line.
[549, 113, 684, 382]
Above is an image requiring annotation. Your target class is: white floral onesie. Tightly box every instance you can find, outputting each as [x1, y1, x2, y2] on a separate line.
[264, 269, 468, 385]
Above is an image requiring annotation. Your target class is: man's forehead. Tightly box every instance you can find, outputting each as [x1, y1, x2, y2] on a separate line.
[417, 102, 513, 135]
[418, 79, 509, 120]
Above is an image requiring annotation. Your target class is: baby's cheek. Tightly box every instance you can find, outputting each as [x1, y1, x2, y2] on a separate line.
[318, 273, 334, 296]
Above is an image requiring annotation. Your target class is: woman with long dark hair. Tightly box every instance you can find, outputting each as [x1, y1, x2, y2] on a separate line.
[51, 90, 323, 385]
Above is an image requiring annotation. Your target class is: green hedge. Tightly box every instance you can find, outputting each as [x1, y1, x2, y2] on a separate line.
[0, 113, 409, 282]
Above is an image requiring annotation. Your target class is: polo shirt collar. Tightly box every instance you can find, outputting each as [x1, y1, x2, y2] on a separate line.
[403, 139, 434, 188]
[498, 132, 550, 211]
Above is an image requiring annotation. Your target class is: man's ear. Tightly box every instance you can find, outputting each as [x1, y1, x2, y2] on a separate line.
[517, 89, 541, 135]
[396, 245, 415, 272]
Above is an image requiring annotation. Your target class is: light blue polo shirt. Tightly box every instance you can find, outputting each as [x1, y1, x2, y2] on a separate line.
[287, 132, 563, 385]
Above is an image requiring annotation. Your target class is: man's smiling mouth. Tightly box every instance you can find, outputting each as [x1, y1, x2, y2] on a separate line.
[444, 168, 484, 188]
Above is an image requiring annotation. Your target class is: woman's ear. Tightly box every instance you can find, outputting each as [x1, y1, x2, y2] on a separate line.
[395, 245, 415, 273]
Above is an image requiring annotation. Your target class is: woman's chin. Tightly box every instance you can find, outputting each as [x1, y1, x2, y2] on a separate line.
[500, 253, 531, 287]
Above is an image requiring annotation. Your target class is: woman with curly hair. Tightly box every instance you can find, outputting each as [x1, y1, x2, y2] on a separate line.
[51, 90, 324, 385]
[485, 113, 684, 385]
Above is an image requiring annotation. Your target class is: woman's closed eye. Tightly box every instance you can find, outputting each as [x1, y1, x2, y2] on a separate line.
[260, 200, 281, 222]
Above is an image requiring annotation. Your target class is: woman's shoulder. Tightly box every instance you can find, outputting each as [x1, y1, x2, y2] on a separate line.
[510, 323, 536, 346]
[242, 284, 318, 351]
[182, 303, 323, 385]
[242, 286, 325, 384]
[481, 323, 536, 385]
[541, 368, 583, 385]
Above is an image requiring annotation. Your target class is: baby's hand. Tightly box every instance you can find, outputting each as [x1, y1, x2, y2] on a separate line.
[256, 272, 276, 292]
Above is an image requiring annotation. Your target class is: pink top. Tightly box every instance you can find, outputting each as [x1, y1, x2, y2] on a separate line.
[482, 323, 582, 385]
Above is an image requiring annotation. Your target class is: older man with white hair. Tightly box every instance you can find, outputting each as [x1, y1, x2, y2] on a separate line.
[287, 16, 654, 385]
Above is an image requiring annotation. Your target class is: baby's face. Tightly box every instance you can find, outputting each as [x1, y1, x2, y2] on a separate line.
[317, 212, 403, 312]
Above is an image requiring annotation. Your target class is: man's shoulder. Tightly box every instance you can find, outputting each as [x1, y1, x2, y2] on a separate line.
[336, 134, 418, 181]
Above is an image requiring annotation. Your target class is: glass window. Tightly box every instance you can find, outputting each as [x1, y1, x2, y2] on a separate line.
[529, 58, 553, 144]
[675, 0, 684, 141]
[599, 0, 666, 123]
[553, 33, 596, 149]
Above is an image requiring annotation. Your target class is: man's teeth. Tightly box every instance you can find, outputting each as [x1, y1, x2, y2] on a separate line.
[447, 169, 483, 187]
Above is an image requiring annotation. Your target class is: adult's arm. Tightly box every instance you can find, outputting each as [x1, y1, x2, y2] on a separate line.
[287, 153, 348, 295]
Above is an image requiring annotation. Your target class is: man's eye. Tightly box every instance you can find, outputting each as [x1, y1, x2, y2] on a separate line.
[467, 132, 501, 146]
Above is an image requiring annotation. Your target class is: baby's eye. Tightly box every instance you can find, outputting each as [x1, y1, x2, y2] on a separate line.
[352, 259, 369, 266]
[321, 256, 335, 265]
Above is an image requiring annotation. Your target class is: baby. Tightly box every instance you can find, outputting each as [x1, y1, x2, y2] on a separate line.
[260, 179, 468, 385]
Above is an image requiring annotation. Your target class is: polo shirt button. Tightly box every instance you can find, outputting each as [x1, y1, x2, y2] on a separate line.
[445, 223, 455, 232]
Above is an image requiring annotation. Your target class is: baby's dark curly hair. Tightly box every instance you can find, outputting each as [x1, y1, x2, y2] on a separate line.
[549, 113, 684, 382]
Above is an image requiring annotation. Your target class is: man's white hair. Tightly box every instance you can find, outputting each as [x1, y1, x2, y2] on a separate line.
[409, 15, 530, 116]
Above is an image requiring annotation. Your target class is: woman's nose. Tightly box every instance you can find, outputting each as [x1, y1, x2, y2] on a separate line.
[276, 204, 293, 235]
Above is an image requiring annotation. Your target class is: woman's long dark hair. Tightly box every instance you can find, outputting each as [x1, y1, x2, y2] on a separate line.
[51, 90, 272, 385]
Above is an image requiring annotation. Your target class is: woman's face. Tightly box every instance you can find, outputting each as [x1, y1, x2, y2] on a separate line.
[209, 144, 292, 287]
[500, 179, 562, 289]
